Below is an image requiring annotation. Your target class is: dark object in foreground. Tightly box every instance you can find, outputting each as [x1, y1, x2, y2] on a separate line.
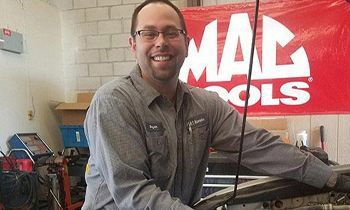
[193, 164, 350, 210]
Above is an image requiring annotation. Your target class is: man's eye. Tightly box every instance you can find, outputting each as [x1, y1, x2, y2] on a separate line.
[142, 31, 157, 38]
[166, 31, 179, 38]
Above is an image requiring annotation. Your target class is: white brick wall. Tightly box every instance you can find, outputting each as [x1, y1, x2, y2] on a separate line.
[62, 9, 85, 23]
[100, 48, 124, 62]
[111, 5, 134, 19]
[122, 19, 131, 33]
[202, 0, 217, 5]
[64, 77, 78, 98]
[86, 35, 110, 49]
[65, 64, 77, 78]
[78, 37, 87, 49]
[111, 34, 130, 48]
[123, 0, 144, 4]
[74, 0, 96, 9]
[59, 0, 194, 93]
[76, 22, 98, 36]
[124, 48, 135, 61]
[98, 20, 122, 34]
[171, 1, 181, 7]
[63, 50, 76, 65]
[89, 63, 113, 76]
[114, 62, 135, 76]
[78, 77, 101, 90]
[98, 0, 122, 6]
[74, 64, 89, 76]
[101, 76, 118, 85]
[86, 7, 109, 21]
[76, 50, 100, 63]
[51, 0, 73, 10]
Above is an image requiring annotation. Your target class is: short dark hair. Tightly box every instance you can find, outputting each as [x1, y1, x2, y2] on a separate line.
[130, 0, 188, 36]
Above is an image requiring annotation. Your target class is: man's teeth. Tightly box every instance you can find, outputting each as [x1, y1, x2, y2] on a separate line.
[153, 56, 170, 61]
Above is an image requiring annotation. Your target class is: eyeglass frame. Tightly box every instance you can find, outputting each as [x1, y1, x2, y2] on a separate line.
[133, 28, 187, 41]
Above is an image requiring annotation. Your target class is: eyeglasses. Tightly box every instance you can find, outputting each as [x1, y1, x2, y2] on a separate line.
[133, 29, 186, 41]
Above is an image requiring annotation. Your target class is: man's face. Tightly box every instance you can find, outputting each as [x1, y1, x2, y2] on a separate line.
[129, 3, 189, 85]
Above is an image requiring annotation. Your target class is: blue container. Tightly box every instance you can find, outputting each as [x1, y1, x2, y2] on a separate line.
[59, 125, 88, 148]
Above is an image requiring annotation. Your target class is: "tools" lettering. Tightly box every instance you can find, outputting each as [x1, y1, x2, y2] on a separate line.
[180, 13, 311, 107]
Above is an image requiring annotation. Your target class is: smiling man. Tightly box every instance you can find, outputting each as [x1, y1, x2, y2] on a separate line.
[129, 1, 189, 104]
[82, 0, 350, 209]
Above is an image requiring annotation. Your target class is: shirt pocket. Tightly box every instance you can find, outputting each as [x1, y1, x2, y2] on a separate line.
[188, 126, 210, 169]
[146, 134, 171, 188]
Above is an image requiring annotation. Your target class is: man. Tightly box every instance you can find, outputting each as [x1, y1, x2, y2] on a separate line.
[82, 0, 350, 209]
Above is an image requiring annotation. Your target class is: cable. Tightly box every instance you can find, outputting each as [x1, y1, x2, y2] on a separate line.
[231, 0, 260, 201]
[0, 151, 38, 209]
[0, 170, 37, 209]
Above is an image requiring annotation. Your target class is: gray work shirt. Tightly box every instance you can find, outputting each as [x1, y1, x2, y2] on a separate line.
[82, 65, 333, 210]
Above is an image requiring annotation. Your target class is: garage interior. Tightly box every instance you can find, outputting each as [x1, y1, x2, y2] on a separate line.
[0, 0, 349, 209]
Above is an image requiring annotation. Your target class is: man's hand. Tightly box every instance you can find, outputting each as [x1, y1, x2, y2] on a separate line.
[334, 174, 350, 192]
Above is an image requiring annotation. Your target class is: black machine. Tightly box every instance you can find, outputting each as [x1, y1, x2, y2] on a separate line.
[0, 133, 53, 210]
[0, 133, 87, 210]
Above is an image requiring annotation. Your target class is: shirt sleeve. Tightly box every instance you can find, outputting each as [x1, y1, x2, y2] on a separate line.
[207, 92, 333, 189]
[84, 93, 193, 209]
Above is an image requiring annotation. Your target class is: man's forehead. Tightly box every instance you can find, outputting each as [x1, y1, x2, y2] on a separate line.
[140, 2, 175, 12]
[136, 2, 181, 27]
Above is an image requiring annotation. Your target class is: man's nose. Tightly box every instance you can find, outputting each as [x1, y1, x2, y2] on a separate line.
[155, 33, 168, 47]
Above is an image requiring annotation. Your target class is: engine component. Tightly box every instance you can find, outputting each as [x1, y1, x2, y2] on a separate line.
[194, 164, 350, 210]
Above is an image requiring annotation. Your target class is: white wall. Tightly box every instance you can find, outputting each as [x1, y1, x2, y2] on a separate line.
[0, 0, 64, 154]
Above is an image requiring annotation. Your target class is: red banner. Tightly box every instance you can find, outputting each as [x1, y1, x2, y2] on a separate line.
[180, 0, 350, 116]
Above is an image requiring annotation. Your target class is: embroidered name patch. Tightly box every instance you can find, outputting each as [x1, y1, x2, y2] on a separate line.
[186, 114, 208, 129]
[145, 122, 164, 133]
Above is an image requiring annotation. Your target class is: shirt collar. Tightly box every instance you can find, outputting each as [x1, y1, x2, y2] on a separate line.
[130, 65, 190, 107]
[130, 65, 160, 107]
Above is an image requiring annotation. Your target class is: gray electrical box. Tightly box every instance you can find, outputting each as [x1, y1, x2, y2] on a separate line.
[0, 28, 23, 54]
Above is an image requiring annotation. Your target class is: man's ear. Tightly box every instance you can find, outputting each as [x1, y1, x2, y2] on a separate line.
[129, 36, 136, 54]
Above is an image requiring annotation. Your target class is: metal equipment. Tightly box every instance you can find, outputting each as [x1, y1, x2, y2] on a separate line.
[0, 133, 56, 209]
[46, 148, 86, 210]
[202, 152, 268, 198]
[0, 150, 38, 209]
[8, 133, 53, 161]
[194, 164, 350, 210]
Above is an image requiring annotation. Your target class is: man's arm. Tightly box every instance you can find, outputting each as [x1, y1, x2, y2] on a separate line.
[206, 92, 333, 189]
[85, 93, 192, 209]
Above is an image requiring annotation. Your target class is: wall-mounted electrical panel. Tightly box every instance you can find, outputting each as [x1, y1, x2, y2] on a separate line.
[0, 28, 23, 54]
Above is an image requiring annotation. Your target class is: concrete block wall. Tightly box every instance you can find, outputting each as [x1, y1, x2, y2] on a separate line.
[50, 0, 186, 101]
